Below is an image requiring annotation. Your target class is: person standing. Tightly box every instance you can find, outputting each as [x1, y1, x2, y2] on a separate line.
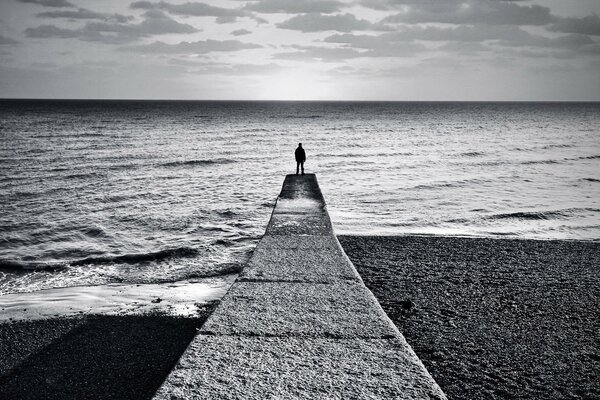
[295, 143, 306, 175]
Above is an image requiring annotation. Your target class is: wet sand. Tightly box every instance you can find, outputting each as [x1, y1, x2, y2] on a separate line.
[0, 303, 217, 400]
[339, 235, 600, 400]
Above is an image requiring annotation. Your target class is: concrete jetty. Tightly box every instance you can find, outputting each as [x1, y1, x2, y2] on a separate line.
[154, 174, 446, 399]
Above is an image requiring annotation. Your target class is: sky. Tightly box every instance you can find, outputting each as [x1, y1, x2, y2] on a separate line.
[0, 0, 599, 100]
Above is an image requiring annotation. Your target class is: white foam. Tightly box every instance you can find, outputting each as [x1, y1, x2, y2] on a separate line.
[0, 275, 236, 321]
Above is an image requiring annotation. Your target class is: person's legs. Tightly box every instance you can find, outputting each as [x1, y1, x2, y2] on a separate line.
[296, 162, 300, 175]
[301, 161, 304, 175]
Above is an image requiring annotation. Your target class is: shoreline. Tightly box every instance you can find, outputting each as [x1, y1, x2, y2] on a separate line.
[0, 275, 237, 322]
[1, 235, 598, 399]
[338, 232, 600, 243]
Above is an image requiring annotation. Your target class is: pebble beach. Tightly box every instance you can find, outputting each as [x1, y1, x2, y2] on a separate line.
[0, 304, 217, 400]
[339, 235, 600, 400]
[1, 235, 598, 399]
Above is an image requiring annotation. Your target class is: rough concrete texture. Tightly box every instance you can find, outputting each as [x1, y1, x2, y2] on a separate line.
[240, 246, 360, 283]
[266, 214, 332, 236]
[254, 234, 341, 250]
[200, 281, 396, 338]
[154, 174, 446, 399]
[154, 336, 446, 400]
[276, 175, 324, 201]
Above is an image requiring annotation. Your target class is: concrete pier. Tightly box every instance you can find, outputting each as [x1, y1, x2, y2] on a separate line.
[153, 174, 446, 399]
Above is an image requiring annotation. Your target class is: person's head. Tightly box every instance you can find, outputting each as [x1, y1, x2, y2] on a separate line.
[298, 143, 302, 147]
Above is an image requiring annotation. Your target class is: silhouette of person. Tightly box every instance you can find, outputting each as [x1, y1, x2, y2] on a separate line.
[295, 143, 306, 175]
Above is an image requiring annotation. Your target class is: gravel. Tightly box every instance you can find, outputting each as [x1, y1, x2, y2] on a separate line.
[339, 235, 600, 400]
[0, 302, 217, 400]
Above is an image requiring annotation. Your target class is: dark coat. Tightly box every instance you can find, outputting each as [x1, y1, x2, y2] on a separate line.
[295, 147, 306, 162]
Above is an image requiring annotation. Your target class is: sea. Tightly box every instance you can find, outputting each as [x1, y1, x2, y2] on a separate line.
[1, 100, 599, 306]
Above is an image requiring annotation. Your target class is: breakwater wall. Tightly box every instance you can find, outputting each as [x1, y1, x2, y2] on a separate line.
[154, 174, 446, 399]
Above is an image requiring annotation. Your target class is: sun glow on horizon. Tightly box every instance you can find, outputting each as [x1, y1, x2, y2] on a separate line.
[255, 69, 334, 101]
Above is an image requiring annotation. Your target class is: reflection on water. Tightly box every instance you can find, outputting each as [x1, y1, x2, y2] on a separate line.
[1, 100, 599, 296]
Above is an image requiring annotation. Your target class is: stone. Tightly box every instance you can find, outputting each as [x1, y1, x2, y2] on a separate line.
[153, 174, 446, 400]
[154, 335, 446, 400]
[200, 281, 397, 338]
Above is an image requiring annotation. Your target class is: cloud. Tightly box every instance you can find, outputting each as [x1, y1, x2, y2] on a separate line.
[18, 0, 74, 7]
[31, 61, 57, 68]
[272, 40, 424, 61]
[167, 58, 208, 67]
[273, 45, 363, 61]
[218, 62, 286, 75]
[245, 0, 344, 14]
[277, 13, 389, 32]
[379, 1, 555, 26]
[0, 35, 19, 45]
[25, 10, 199, 44]
[438, 41, 491, 54]
[321, 26, 598, 60]
[123, 10, 199, 34]
[130, 1, 250, 23]
[323, 26, 527, 46]
[120, 39, 262, 54]
[25, 24, 79, 39]
[513, 33, 596, 50]
[324, 25, 596, 51]
[37, 8, 133, 23]
[231, 29, 252, 36]
[359, 0, 458, 12]
[549, 14, 600, 36]
[215, 16, 237, 24]
[169, 59, 287, 75]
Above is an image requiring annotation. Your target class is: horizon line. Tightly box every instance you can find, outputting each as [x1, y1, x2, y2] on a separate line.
[2, 97, 600, 103]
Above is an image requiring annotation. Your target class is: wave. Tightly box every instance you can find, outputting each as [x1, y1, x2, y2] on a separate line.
[481, 231, 519, 236]
[160, 158, 236, 168]
[487, 208, 600, 221]
[413, 178, 488, 190]
[471, 160, 507, 167]
[0, 260, 66, 272]
[521, 159, 560, 165]
[235, 128, 269, 133]
[577, 155, 600, 160]
[582, 178, 600, 183]
[63, 172, 104, 180]
[81, 226, 109, 238]
[0, 247, 200, 272]
[460, 151, 485, 157]
[487, 211, 561, 220]
[521, 155, 600, 165]
[217, 209, 238, 218]
[28, 148, 50, 154]
[312, 152, 412, 158]
[73, 247, 201, 265]
[444, 217, 471, 224]
[541, 143, 574, 150]
[275, 115, 322, 119]
[186, 262, 244, 278]
[213, 239, 235, 247]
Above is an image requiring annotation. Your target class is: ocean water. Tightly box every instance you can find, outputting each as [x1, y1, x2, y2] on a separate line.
[1, 100, 599, 296]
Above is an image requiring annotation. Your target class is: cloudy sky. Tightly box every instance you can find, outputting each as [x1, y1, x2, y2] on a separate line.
[1, 0, 599, 100]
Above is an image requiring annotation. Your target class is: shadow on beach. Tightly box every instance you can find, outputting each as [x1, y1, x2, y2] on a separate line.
[0, 305, 216, 400]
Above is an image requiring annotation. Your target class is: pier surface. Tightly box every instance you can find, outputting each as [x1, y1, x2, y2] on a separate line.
[154, 174, 446, 399]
